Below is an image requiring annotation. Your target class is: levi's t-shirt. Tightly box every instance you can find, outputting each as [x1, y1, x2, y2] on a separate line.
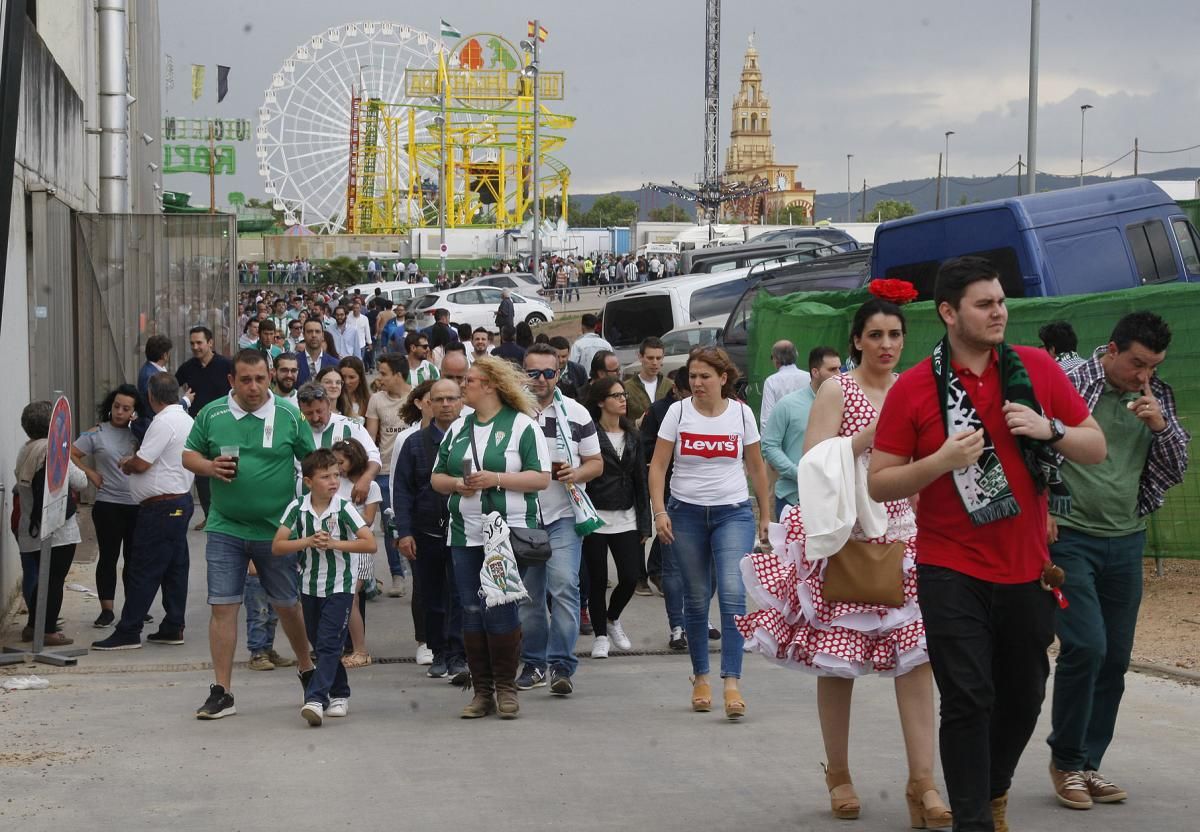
[872, 346, 1091, 584]
[657, 397, 759, 506]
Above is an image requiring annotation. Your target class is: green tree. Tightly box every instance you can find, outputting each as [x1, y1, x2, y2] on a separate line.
[246, 196, 285, 226]
[578, 194, 638, 227]
[765, 203, 810, 225]
[867, 199, 917, 222]
[324, 256, 364, 288]
[648, 204, 691, 222]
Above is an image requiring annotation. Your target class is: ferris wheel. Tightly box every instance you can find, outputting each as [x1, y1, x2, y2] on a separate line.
[256, 21, 443, 233]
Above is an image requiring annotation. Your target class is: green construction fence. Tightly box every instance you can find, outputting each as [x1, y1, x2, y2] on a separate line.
[746, 282, 1200, 559]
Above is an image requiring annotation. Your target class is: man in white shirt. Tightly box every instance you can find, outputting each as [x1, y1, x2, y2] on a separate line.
[759, 340, 810, 431]
[297, 382, 381, 502]
[516, 344, 604, 696]
[331, 306, 365, 362]
[92, 372, 196, 650]
[568, 314, 613, 372]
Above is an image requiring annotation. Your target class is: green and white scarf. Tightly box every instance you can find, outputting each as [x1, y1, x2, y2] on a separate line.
[552, 388, 605, 536]
[932, 337, 1071, 526]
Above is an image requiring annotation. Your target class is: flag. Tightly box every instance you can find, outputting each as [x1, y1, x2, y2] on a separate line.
[526, 21, 548, 43]
[440, 19, 461, 39]
[190, 64, 205, 101]
[217, 65, 230, 103]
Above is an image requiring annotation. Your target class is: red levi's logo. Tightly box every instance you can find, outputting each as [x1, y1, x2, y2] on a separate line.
[679, 432, 740, 459]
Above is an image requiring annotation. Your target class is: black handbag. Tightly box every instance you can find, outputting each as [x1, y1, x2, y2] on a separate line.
[469, 423, 550, 566]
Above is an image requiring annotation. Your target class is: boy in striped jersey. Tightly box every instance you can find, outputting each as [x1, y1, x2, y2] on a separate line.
[272, 449, 376, 726]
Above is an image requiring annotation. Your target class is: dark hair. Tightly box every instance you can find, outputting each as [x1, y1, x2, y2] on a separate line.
[233, 348, 270, 370]
[457, 323, 473, 341]
[99, 383, 141, 423]
[145, 334, 173, 363]
[377, 353, 408, 375]
[189, 325, 214, 342]
[274, 351, 299, 368]
[402, 379, 436, 425]
[323, 330, 340, 358]
[258, 318, 276, 334]
[405, 330, 428, 350]
[589, 349, 616, 379]
[337, 356, 370, 416]
[849, 299, 907, 365]
[303, 317, 324, 332]
[331, 437, 369, 480]
[300, 448, 340, 479]
[147, 373, 179, 407]
[242, 318, 259, 334]
[21, 400, 52, 439]
[472, 327, 491, 337]
[524, 343, 559, 364]
[807, 346, 840, 372]
[668, 367, 691, 393]
[534, 333, 550, 345]
[1038, 321, 1078, 354]
[581, 313, 598, 329]
[1110, 311, 1171, 353]
[686, 347, 738, 399]
[444, 341, 467, 355]
[771, 341, 798, 366]
[548, 335, 570, 351]
[639, 336, 665, 354]
[585, 376, 636, 433]
[514, 321, 534, 348]
[933, 255, 1000, 320]
[501, 325, 516, 341]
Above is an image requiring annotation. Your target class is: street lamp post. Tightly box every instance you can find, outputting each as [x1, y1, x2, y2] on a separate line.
[521, 28, 541, 277]
[846, 154, 853, 223]
[944, 131, 955, 208]
[1079, 104, 1093, 188]
[1026, 0, 1040, 195]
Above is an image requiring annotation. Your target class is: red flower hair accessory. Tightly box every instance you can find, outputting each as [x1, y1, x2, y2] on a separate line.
[869, 279, 919, 305]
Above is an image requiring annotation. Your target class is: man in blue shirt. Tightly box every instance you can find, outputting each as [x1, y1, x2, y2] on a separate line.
[761, 346, 842, 519]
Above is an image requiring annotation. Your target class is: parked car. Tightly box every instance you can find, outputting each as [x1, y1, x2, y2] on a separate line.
[462, 272, 544, 295]
[412, 286, 554, 331]
[871, 178, 1200, 298]
[681, 236, 858, 274]
[620, 320, 725, 378]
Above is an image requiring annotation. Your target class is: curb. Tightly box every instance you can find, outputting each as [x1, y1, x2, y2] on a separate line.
[1130, 660, 1200, 685]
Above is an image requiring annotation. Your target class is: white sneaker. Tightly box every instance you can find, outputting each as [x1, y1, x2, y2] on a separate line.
[326, 697, 349, 717]
[591, 636, 610, 659]
[415, 643, 434, 665]
[388, 575, 407, 597]
[608, 619, 632, 651]
[301, 701, 323, 726]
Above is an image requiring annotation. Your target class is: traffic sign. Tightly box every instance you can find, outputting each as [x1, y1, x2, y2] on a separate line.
[42, 396, 72, 536]
[439, 243, 448, 254]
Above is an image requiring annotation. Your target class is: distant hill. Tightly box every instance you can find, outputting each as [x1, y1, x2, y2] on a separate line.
[570, 168, 1200, 224]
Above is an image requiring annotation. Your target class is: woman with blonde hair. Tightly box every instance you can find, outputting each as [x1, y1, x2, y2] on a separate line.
[432, 356, 550, 719]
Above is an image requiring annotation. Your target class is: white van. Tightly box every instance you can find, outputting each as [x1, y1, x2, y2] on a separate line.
[348, 280, 435, 307]
[600, 267, 761, 364]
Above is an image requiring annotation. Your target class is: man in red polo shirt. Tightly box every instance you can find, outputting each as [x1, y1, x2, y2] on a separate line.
[869, 256, 1106, 831]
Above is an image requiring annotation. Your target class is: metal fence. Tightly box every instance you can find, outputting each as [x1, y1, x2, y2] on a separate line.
[74, 213, 237, 420]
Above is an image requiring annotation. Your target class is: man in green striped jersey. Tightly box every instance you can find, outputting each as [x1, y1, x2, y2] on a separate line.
[273, 448, 376, 726]
[403, 331, 441, 387]
[297, 382, 380, 502]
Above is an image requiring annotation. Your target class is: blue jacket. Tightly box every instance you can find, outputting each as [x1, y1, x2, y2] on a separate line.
[295, 351, 339, 385]
[392, 423, 450, 539]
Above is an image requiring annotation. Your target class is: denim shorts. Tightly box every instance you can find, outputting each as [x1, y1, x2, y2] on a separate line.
[206, 531, 300, 607]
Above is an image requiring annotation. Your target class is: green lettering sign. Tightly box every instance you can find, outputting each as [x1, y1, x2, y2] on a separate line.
[162, 144, 237, 175]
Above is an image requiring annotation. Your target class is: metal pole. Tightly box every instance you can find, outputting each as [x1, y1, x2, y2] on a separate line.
[1134, 136, 1139, 176]
[208, 123, 215, 214]
[1079, 104, 1093, 187]
[439, 53, 447, 276]
[531, 21, 541, 280]
[945, 131, 955, 207]
[1026, 0, 1040, 195]
[845, 154, 852, 223]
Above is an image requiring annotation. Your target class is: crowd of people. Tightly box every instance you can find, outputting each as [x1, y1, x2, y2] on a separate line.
[15, 255, 1187, 830]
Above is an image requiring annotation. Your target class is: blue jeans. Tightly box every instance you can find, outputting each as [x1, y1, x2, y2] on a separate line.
[517, 516, 582, 675]
[658, 539, 702, 631]
[301, 592, 353, 706]
[115, 495, 193, 636]
[668, 498, 753, 678]
[377, 474, 406, 578]
[775, 495, 793, 521]
[451, 546, 520, 634]
[244, 573, 278, 653]
[205, 531, 300, 607]
[1048, 527, 1146, 771]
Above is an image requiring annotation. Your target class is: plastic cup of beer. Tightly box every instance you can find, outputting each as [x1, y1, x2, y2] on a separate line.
[219, 445, 240, 479]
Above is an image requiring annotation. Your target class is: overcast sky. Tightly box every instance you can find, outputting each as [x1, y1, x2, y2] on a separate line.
[160, 0, 1200, 211]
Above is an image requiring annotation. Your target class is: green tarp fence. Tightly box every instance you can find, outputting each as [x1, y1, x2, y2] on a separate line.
[747, 283, 1200, 559]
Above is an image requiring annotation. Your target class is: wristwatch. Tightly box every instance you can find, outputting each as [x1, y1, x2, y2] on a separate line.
[1047, 417, 1066, 443]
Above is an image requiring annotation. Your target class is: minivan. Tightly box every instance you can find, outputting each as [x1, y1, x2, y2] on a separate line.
[348, 280, 435, 307]
[871, 178, 1200, 299]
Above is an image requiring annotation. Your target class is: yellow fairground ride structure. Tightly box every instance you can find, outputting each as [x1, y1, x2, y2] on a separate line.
[345, 32, 573, 234]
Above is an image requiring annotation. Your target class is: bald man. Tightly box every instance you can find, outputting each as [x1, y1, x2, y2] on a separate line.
[760, 340, 810, 430]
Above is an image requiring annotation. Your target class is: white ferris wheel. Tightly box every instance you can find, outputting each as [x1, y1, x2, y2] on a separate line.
[256, 21, 443, 233]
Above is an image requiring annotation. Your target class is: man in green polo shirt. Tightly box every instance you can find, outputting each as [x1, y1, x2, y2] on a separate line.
[183, 348, 318, 720]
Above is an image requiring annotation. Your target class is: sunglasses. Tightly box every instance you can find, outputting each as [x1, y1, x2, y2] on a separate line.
[526, 368, 558, 380]
[297, 388, 327, 402]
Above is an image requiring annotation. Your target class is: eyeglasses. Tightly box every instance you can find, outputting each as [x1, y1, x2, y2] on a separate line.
[606, 391, 628, 400]
[526, 368, 558, 380]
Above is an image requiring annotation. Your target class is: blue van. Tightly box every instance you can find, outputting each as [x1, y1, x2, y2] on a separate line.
[870, 179, 1200, 298]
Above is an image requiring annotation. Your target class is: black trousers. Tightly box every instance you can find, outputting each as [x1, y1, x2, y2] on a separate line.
[91, 501, 139, 602]
[23, 544, 77, 633]
[582, 530, 643, 637]
[194, 476, 212, 519]
[917, 564, 1057, 832]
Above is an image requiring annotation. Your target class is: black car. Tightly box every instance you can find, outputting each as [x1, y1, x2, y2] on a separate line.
[720, 250, 872, 390]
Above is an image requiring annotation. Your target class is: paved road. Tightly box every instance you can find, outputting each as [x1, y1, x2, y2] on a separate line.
[2, 520, 1197, 830]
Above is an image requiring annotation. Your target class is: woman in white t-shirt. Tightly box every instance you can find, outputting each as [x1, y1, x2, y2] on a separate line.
[649, 347, 771, 720]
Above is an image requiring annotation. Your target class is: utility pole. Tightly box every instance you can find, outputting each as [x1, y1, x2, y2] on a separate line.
[944, 131, 955, 207]
[845, 154, 853, 223]
[437, 50, 449, 276]
[1134, 136, 1139, 176]
[208, 122, 215, 214]
[1079, 104, 1093, 188]
[935, 152, 943, 211]
[1026, 0, 1040, 195]
[1017, 155, 1024, 195]
[521, 26, 543, 273]
[860, 179, 866, 223]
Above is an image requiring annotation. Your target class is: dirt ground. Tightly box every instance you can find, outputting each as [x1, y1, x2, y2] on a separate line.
[1132, 558, 1200, 670]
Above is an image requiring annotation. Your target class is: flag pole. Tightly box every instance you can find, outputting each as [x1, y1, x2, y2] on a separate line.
[208, 121, 215, 214]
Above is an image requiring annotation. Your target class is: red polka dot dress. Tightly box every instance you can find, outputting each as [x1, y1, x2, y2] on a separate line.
[736, 373, 929, 678]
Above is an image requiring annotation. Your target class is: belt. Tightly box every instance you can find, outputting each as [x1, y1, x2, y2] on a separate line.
[141, 493, 189, 505]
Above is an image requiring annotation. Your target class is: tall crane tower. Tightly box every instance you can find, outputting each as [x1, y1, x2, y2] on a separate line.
[646, 0, 773, 239]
